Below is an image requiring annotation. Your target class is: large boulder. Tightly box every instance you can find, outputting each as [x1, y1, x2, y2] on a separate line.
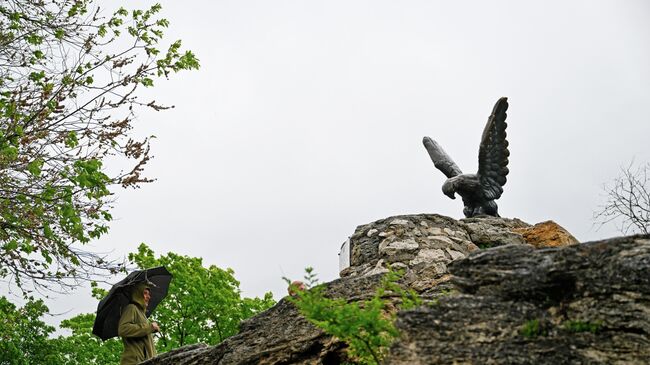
[387, 235, 650, 364]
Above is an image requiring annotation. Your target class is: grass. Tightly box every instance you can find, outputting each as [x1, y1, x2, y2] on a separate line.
[520, 319, 546, 338]
[563, 320, 602, 334]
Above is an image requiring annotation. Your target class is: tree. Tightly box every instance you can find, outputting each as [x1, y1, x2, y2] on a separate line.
[48, 282, 121, 364]
[0, 0, 199, 292]
[1, 292, 120, 364]
[0, 296, 58, 364]
[595, 162, 650, 235]
[128, 244, 276, 352]
[50, 312, 122, 365]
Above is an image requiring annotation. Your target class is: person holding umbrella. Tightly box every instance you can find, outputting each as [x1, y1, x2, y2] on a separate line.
[92, 266, 172, 365]
[118, 282, 161, 364]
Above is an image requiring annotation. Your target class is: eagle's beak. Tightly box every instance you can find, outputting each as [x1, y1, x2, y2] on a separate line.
[442, 179, 456, 199]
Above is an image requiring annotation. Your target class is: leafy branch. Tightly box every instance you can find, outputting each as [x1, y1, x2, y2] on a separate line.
[0, 0, 199, 293]
[286, 268, 421, 365]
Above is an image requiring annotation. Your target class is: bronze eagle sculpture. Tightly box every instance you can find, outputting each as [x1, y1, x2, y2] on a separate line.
[423, 97, 510, 218]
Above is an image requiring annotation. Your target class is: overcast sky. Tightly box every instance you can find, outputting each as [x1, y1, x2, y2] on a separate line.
[15, 0, 650, 328]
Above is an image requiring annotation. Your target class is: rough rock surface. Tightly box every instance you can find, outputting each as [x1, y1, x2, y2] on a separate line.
[143, 214, 648, 365]
[387, 235, 650, 365]
[342, 214, 479, 292]
[460, 216, 530, 248]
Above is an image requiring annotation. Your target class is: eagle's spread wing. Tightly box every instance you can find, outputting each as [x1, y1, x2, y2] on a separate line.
[423, 136, 463, 178]
[477, 97, 509, 200]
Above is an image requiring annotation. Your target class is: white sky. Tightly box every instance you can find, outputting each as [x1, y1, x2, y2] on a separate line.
[9, 0, 650, 329]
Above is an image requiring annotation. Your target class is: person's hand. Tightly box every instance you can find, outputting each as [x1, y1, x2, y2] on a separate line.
[151, 322, 160, 333]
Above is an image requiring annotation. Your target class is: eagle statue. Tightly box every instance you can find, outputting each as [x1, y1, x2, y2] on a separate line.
[422, 97, 510, 218]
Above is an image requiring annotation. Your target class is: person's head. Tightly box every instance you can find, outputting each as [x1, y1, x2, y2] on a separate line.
[288, 280, 306, 297]
[143, 287, 151, 307]
[130, 282, 151, 310]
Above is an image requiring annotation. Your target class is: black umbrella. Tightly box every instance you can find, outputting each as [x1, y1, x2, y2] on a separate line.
[92, 266, 172, 341]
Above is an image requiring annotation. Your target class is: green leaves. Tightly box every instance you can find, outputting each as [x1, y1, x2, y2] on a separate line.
[28, 71, 45, 82]
[520, 319, 546, 338]
[65, 131, 79, 148]
[67, 1, 88, 17]
[90, 280, 108, 300]
[27, 159, 44, 176]
[50, 311, 122, 364]
[70, 159, 110, 197]
[141, 77, 154, 87]
[26, 33, 43, 45]
[4, 240, 19, 251]
[178, 50, 200, 71]
[42, 249, 52, 264]
[563, 320, 602, 334]
[1, 145, 18, 160]
[287, 269, 420, 365]
[156, 40, 200, 76]
[0, 296, 58, 364]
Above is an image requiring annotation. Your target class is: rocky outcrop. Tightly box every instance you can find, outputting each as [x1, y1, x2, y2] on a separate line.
[144, 214, 649, 365]
[387, 235, 650, 364]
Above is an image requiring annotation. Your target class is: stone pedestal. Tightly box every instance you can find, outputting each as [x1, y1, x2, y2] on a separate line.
[339, 214, 576, 292]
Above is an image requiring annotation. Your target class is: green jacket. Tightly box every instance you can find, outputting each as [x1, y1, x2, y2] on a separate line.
[118, 302, 156, 364]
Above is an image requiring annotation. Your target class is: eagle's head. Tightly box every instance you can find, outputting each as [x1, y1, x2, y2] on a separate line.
[442, 179, 456, 199]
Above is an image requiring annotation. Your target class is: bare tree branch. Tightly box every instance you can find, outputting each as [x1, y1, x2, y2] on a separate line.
[594, 161, 650, 235]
